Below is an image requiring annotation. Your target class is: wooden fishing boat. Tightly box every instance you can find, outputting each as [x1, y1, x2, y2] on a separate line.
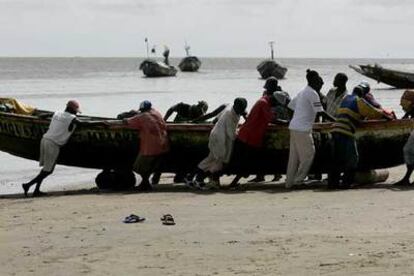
[178, 56, 201, 72]
[257, 60, 288, 80]
[139, 59, 177, 77]
[0, 111, 411, 180]
[350, 64, 414, 89]
[257, 41, 287, 79]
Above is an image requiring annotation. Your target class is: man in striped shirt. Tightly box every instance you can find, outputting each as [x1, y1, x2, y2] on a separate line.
[323, 73, 349, 117]
[328, 86, 392, 189]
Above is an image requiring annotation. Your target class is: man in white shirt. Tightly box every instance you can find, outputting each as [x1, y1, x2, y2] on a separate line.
[22, 100, 81, 197]
[286, 70, 335, 188]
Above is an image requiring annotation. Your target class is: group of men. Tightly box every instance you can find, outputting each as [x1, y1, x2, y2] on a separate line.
[23, 69, 413, 196]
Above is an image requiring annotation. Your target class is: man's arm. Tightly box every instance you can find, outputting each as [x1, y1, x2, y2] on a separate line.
[317, 111, 336, 122]
[272, 118, 289, 125]
[358, 98, 393, 121]
[192, 104, 227, 123]
[38, 113, 53, 119]
[164, 104, 179, 121]
[69, 118, 120, 131]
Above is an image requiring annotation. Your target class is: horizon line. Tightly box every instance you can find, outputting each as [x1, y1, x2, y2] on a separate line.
[1, 56, 414, 60]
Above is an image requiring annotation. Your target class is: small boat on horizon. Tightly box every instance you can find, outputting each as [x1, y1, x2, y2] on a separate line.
[350, 64, 414, 89]
[178, 43, 201, 72]
[139, 40, 177, 78]
[257, 41, 287, 79]
[139, 58, 178, 78]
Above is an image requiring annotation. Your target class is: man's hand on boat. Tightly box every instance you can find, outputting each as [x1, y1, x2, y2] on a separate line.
[75, 120, 115, 128]
[101, 119, 127, 128]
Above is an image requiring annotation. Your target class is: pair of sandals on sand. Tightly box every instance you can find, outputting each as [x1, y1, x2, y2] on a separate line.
[122, 213, 175, 225]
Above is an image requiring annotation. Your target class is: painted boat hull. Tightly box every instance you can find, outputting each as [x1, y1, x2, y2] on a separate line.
[257, 60, 288, 79]
[178, 56, 201, 72]
[139, 59, 177, 77]
[350, 64, 414, 89]
[0, 112, 412, 175]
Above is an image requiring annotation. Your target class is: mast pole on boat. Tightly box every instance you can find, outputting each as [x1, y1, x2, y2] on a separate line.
[269, 41, 275, 60]
[145, 37, 149, 58]
[184, 41, 190, 57]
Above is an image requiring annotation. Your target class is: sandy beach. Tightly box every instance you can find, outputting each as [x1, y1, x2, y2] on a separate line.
[2, 166, 414, 275]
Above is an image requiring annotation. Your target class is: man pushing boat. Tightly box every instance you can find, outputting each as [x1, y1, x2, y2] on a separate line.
[22, 100, 82, 197]
[104, 101, 169, 191]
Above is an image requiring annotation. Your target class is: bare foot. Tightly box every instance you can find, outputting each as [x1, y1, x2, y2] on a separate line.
[22, 183, 30, 197]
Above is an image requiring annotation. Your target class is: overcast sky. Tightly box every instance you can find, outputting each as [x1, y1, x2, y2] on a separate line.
[0, 0, 413, 58]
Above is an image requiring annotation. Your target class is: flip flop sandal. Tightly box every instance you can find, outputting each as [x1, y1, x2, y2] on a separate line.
[161, 214, 175, 225]
[160, 214, 172, 221]
[123, 214, 146, 223]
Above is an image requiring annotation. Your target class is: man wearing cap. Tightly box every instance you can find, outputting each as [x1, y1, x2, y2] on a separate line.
[358, 81, 396, 119]
[106, 101, 169, 191]
[22, 100, 82, 197]
[285, 70, 335, 189]
[248, 78, 291, 183]
[228, 77, 285, 188]
[187, 98, 248, 189]
[328, 86, 392, 189]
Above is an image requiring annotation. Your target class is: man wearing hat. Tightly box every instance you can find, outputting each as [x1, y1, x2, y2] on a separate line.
[106, 100, 169, 191]
[328, 86, 392, 189]
[248, 78, 291, 183]
[22, 100, 81, 197]
[286, 70, 335, 189]
[228, 77, 285, 188]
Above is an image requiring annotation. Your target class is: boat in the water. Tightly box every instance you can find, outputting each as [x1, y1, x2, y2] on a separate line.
[350, 64, 414, 89]
[179, 56, 201, 72]
[178, 43, 201, 72]
[0, 110, 411, 186]
[257, 41, 287, 79]
[139, 43, 177, 77]
[139, 59, 177, 77]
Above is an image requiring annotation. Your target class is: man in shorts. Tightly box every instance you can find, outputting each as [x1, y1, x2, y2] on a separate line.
[22, 100, 81, 197]
[106, 101, 169, 191]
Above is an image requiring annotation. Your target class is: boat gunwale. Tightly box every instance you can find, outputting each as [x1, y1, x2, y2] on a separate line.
[1, 111, 413, 132]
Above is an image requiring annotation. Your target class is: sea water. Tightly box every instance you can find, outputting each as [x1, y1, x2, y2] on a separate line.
[1, 57, 413, 195]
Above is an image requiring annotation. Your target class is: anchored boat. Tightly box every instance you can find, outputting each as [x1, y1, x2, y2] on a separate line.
[257, 41, 287, 79]
[179, 56, 201, 72]
[178, 43, 201, 72]
[139, 40, 177, 77]
[139, 59, 177, 77]
[350, 64, 414, 89]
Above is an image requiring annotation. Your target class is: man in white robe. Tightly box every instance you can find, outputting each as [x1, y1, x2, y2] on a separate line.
[189, 98, 247, 189]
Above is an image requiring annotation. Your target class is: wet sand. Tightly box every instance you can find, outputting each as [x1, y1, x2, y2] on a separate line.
[2, 165, 414, 275]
